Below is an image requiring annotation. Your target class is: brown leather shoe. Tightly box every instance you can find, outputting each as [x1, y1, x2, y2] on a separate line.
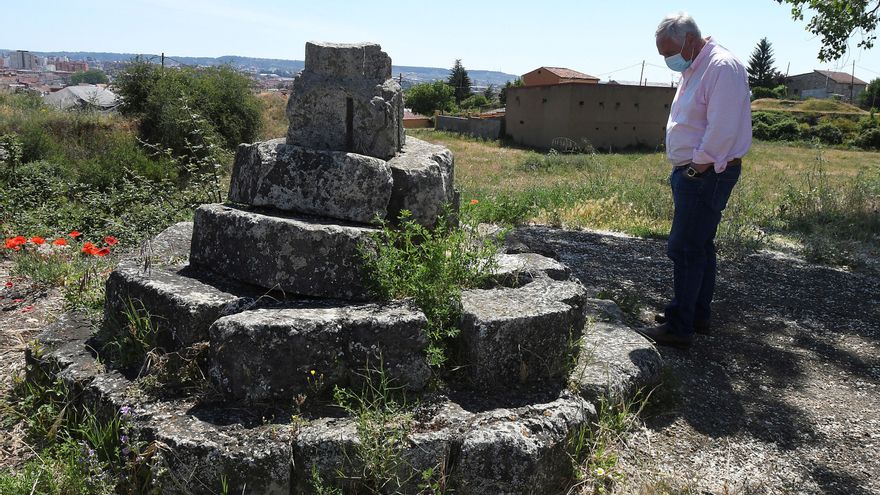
[635, 323, 693, 350]
[654, 314, 711, 335]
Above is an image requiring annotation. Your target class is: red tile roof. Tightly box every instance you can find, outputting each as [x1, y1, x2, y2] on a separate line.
[541, 67, 599, 81]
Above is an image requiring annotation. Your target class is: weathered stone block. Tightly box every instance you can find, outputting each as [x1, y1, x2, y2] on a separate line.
[304, 41, 392, 80]
[228, 138, 393, 224]
[460, 278, 588, 389]
[286, 42, 404, 160]
[209, 302, 430, 402]
[570, 319, 662, 403]
[103, 261, 259, 348]
[189, 204, 379, 300]
[489, 252, 570, 287]
[387, 137, 456, 226]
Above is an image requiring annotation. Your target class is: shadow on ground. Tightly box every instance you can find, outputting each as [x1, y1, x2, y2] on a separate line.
[514, 226, 880, 494]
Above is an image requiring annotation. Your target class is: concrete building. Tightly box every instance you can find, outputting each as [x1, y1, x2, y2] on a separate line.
[785, 70, 868, 102]
[10, 50, 38, 70]
[505, 83, 675, 151]
[521, 67, 599, 87]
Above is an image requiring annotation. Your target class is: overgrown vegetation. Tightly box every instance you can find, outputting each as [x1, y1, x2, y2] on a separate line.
[361, 206, 502, 368]
[751, 107, 880, 148]
[0, 352, 154, 494]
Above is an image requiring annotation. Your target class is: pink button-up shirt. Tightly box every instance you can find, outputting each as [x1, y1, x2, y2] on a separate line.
[666, 38, 752, 172]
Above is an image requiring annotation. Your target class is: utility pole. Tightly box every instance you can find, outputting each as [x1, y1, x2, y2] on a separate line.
[161, 52, 165, 70]
[851, 60, 856, 103]
[639, 60, 645, 86]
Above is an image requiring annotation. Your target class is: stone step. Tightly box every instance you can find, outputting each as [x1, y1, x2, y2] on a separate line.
[103, 260, 264, 349]
[459, 277, 588, 389]
[228, 138, 394, 225]
[489, 252, 570, 287]
[209, 302, 430, 402]
[190, 203, 380, 300]
[386, 137, 456, 226]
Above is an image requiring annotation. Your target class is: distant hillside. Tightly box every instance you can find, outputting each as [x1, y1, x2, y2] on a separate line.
[1, 49, 518, 87]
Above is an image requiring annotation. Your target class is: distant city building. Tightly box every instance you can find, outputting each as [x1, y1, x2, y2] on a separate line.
[54, 60, 89, 72]
[785, 70, 867, 102]
[10, 50, 39, 70]
[521, 67, 600, 87]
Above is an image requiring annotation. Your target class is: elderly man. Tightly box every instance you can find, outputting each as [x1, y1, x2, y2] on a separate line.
[637, 13, 751, 349]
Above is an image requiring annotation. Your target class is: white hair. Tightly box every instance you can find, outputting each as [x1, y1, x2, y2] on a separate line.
[655, 12, 701, 44]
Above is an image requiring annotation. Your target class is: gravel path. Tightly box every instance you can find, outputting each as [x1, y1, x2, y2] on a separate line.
[518, 226, 880, 495]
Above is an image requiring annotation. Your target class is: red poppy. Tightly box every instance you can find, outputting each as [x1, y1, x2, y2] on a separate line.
[470, 199, 479, 205]
[21, 305, 34, 313]
[4, 239, 17, 249]
[81, 242, 99, 255]
[104, 236, 118, 246]
[69, 230, 82, 238]
[12, 298, 23, 303]
[95, 247, 111, 257]
[52, 238, 68, 246]
[4, 281, 12, 288]
[31, 236, 46, 245]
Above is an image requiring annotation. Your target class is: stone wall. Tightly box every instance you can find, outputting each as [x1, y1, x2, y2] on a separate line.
[435, 115, 504, 140]
[505, 83, 675, 151]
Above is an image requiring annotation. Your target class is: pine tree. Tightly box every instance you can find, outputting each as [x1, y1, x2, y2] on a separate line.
[447, 59, 472, 104]
[747, 38, 779, 89]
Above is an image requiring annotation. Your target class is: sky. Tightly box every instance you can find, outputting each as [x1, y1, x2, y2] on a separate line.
[3, 0, 880, 84]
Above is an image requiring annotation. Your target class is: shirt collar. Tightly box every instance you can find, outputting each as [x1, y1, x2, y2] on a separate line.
[684, 36, 715, 76]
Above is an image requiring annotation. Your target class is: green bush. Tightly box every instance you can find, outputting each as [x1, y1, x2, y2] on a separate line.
[115, 60, 262, 156]
[460, 93, 490, 110]
[810, 122, 844, 144]
[853, 127, 880, 149]
[404, 81, 456, 116]
[751, 86, 777, 100]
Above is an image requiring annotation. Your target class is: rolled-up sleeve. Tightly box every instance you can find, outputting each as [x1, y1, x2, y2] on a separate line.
[692, 61, 751, 171]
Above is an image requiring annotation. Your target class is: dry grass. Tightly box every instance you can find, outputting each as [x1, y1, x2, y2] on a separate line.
[751, 98, 868, 115]
[411, 129, 880, 266]
[256, 91, 288, 141]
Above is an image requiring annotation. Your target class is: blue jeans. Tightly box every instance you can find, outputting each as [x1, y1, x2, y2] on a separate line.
[664, 165, 741, 335]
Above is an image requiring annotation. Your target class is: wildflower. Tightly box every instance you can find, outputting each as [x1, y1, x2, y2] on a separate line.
[470, 199, 479, 205]
[95, 247, 111, 257]
[120, 434, 129, 444]
[21, 305, 34, 313]
[12, 298, 23, 303]
[310, 370, 316, 376]
[4, 281, 12, 288]
[595, 467, 606, 477]
[81, 242, 99, 255]
[5, 236, 26, 250]
[104, 235, 118, 246]
[52, 238, 68, 246]
[119, 405, 132, 417]
[69, 230, 82, 238]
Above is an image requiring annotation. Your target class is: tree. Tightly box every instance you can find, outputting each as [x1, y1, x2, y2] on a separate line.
[483, 84, 497, 102]
[747, 38, 780, 89]
[499, 78, 524, 106]
[70, 69, 109, 85]
[860, 77, 880, 109]
[115, 60, 262, 158]
[405, 81, 456, 116]
[447, 59, 472, 104]
[776, 0, 880, 61]
[460, 94, 489, 111]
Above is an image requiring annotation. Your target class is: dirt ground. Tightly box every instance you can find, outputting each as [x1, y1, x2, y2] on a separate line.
[524, 226, 880, 495]
[2, 229, 879, 494]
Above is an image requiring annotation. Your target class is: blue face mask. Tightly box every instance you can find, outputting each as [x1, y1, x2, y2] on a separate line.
[665, 38, 693, 72]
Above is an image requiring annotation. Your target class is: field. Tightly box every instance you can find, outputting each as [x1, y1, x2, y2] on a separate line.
[411, 129, 880, 269]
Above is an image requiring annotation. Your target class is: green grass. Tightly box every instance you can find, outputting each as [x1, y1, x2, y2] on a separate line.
[751, 98, 867, 115]
[410, 129, 880, 267]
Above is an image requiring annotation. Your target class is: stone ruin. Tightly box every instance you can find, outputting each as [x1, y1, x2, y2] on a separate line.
[25, 42, 662, 494]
